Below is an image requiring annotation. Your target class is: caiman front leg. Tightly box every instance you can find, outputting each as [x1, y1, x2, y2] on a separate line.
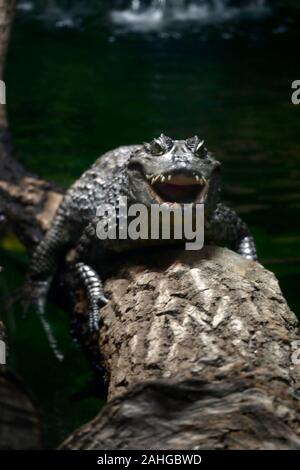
[74, 218, 109, 333]
[235, 233, 257, 260]
[210, 203, 258, 261]
[75, 262, 108, 332]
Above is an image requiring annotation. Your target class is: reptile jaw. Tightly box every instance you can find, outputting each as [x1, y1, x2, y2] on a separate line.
[145, 173, 210, 204]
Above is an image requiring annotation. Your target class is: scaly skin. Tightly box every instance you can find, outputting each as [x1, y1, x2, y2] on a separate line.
[25, 135, 257, 358]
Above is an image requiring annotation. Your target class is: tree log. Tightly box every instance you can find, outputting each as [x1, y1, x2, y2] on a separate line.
[60, 247, 300, 450]
[0, 153, 63, 249]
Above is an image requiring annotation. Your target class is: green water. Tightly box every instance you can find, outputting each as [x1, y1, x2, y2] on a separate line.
[1, 6, 300, 447]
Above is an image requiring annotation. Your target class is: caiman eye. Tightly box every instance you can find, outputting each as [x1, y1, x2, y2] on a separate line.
[151, 140, 166, 156]
[195, 140, 207, 158]
[187, 136, 207, 158]
[144, 134, 173, 156]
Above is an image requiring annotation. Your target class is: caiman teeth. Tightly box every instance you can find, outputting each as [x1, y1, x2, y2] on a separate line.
[161, 174, 207, 186]
[146, 173, 209, 187]
[145, 171, 211, 204]
[151, 175, 161, 185]
[199, 180, 210, 203]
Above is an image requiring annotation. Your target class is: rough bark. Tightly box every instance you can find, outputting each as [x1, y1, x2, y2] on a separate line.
[98, 248, 300, 400]
[60, 247, 300, 450]
[0, 154, 63, 249]
[59, 379, 300, 450]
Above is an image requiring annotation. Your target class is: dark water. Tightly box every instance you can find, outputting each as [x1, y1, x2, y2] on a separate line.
[1, 2, 300, 447]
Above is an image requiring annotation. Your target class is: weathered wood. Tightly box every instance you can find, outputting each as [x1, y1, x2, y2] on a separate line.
[98, 247, 300, 400]
[0, 154, 63, 249]
[60, 247, 300, 450]
[59, 379, 300, 450]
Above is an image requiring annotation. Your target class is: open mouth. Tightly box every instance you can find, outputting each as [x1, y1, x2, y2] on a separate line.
[145, 173, 209, 204]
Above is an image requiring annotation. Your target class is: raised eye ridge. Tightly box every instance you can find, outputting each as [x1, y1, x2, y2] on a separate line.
[186, 136, 207, 157]
[144, 134, 173, 156]
[151, 140, 166, 156]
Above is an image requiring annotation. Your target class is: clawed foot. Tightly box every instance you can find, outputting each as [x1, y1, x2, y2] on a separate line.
[75, 262, 108, 334]
[88, 296, 109, 333]
[21, 279, 49, 319]
[21, 278, 64, 361]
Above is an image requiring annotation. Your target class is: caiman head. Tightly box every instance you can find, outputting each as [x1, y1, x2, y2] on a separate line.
[127, 134, 221, 213]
